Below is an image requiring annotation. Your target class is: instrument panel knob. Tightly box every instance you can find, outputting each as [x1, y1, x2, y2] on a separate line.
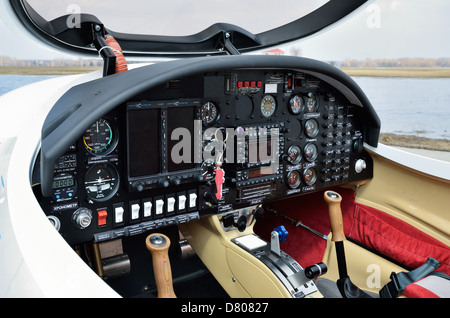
[133, 182, 145, 192]
[355, 159, 367, 173]
[72, 208, 92, 229]
[158, 178, 170, 188]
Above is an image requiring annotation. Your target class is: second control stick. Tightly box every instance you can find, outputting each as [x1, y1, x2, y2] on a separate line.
[146, 233, 176, 298]
[324, 190, 371, 298]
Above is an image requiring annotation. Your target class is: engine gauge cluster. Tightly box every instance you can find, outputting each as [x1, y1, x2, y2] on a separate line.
[306, 93, 318, 112]
[286, 145, 302, 164]
[303, 167, 317, 186]
[305, 119, 319, 138]
[289, 95, 304, 114]
[304, 143, 318, 162]
[287, 170, 301, 189]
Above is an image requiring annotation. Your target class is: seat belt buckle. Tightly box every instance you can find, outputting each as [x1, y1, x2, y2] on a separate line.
[379, 272, 402, 298]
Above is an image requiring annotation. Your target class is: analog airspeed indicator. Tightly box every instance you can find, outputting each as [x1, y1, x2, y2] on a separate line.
[83, 118, 118, 155]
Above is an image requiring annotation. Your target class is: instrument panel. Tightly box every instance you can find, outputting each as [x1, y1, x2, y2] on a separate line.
[36, 67, 374, 245]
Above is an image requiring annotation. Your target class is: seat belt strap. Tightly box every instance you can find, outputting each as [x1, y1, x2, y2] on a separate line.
[379, 257, 441, 298]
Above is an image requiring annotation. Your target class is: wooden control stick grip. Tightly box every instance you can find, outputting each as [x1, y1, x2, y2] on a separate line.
[146, 233, 176, 298]
[323, 191, 346, 242]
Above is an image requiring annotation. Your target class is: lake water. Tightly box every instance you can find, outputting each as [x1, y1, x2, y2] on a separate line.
[1, 74, 449, 140]
[353, 77, 450, 140]
[0, 74, 60, 96]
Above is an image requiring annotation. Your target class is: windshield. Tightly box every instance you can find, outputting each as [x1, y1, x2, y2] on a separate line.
[25, 0, 330, 36]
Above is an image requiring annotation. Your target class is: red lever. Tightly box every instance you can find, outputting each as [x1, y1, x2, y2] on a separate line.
[214, 166, 225, 201]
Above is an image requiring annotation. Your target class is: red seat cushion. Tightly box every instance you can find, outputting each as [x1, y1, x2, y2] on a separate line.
[348, 203, 450, 275]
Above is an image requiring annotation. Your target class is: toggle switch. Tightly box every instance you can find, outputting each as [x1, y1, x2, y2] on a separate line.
[131, 203, 140, 220]
[156, 199, 164, 215]
[143, 201, 152, 218]
[178, 195, 186, 211]
[98, 209, 107, 227]
[189, 193, 197, 209]
[167, 197, 175, 213]
[114, 206, 124, 224]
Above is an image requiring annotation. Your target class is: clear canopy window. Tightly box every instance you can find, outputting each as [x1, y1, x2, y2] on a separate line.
[25, 0, 330, 36]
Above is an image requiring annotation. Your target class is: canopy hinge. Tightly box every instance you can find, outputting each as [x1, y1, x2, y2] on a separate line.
[92, 23, 116, 77]
[221, 32, 241, 55]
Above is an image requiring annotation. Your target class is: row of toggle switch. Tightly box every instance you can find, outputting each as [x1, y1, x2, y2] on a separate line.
[112, 191, 198, 226]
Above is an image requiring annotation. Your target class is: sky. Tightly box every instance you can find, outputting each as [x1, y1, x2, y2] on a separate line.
[1, 0, 449, 61]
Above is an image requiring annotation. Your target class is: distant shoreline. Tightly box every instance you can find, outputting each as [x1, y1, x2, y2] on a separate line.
[2, 65, 450, 78]
[340, 67, 450, 78]
[380, 133, 450, 152]
[0, 66, 102, 75]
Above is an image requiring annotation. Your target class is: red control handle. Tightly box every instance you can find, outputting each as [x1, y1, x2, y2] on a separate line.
[214, 166, 225, 200]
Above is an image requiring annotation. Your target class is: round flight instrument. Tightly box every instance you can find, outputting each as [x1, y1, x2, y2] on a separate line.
[289, 95, 304, 115]
[287, 170, 301, 189]
[306, 93, 318, 112]
[201, 158, 215, 181]
[84, 163, 119, 202]
[260, 95, 276, 118]
[305, 119, 319, 138]
[303, 167, 317, 186]
[83, 118, 117, 155]
[201, 101, 218, 124]
[286, 145, 302, 164]
[304, 143, 318, 162]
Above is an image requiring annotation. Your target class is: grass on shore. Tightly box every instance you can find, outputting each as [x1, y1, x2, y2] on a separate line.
[2, 65, 450, 78]
[0, 66, 102, 75]
[340, 67, 450, 78]
[380, 133, 450, 152]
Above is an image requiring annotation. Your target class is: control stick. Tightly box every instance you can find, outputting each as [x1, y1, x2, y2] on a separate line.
[324, 190, 371, 298]
[146, 233, 176, 298]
